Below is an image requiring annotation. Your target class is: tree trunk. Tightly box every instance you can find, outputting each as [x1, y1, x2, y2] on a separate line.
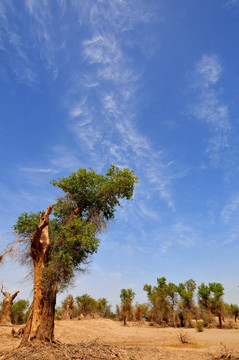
[136, 307, 140, 321]
[172, 307, 175, 327]
[21, 205, 54, 345]
[0, 290, 19, 325]
[36, 287, 57, 341]
[123, 314, 127, 326]
[218, 314, 223, 329]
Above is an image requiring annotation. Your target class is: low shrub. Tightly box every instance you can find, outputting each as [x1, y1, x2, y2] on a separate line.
[195, 320, 204, 332]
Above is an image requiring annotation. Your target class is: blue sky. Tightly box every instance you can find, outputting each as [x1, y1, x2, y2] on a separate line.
[1, 0, 239, 309]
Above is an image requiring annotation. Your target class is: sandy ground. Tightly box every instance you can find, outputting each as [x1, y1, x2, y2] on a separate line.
[1, 319, 239, 359]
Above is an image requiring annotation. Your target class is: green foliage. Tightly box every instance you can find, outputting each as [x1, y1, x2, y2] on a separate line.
[209, 283, 224, 318]
[144, 277, 178, 325]
[178, 279, 196, 311]
[13, 212, 41, 238]
[167, 282, 178, 306]
[144, 277, 169, 315]
[51, 165, 138, 225]
[13, 165, 138, 293]
[75, 294, 98, 315]
[97, 297, 111, 317]
[56, 294, 112, 319]
[120, 289, 135, 323]
[198, 282, 211, 309]
[11, 299, 29, 324]
[209, 282, 224, 301]
[120, 289, 135, 304]
[231, 304, 239, 321]
[44, 217, 99, 290]
[195, 320, 204, 332]
[198, 282, 224, 327]
[223, 303, 232, 318]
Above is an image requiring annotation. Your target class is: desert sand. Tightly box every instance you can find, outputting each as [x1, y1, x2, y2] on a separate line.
[1, 318, 239, 359]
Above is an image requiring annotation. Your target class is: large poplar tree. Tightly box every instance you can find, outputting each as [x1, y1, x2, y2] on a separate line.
[12, 165, 137, 344]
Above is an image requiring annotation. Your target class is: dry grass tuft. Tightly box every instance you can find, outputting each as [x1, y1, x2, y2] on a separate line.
[178, 331, 191, 344]
[210, 342, 239, 360]
[0, 339, 141, 360]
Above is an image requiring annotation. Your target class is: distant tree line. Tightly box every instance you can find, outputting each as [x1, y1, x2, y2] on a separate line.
[55, 294, 113, 319]
[135, 277, 238, 329]
[1, 277, 238, 329]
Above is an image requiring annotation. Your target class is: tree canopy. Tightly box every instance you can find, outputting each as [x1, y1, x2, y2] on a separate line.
[14, 165, 138, 293]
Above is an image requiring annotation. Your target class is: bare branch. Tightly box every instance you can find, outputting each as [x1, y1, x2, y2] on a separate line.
[0, 234, 31, 264]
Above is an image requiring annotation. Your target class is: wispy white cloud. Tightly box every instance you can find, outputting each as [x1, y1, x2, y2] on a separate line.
[3, 1, 180, 213]
[0, 0, 69, 85]
[83, 35, 121, 66]
[0, 1, 37, 85]
[70, 121, 103, 152]
[78, 0, 158, 36]
[195, 55, 222, 85]
[100, 272, 122, 278]
[173, 221, 199, 248]
[136, 201, 160, 221]
[188, 54, 231, 166]
[82, 32, 140, 89]
[24, 0, 68, 72]
[20, 167, 58, 174]
[159, 240, 173, 254]
[60, 2, 181, 209]
[49, 146, 82, 171]
[154, 220, 201, 255]
[223, 0, 239, 8]
[221, 194, 239, 223]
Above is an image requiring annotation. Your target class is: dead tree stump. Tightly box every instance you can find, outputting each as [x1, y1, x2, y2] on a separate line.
[0, 289, 19, 325]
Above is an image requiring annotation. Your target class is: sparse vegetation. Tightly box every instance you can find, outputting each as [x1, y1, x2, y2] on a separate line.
[178, 331, 191, 344]
[211, 342, 239, 360]
[195, 320, 204, 332]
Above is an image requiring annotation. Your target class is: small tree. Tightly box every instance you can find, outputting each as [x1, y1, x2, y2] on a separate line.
[209, 282, 224, 328]
[167, 282, 178, 327]
[75, 294, 98, 316]
[120, 289, 135, 325]
[198, 282, 224, 328]
[144, 277, 169, 324]
[231, 304, 239, 322]
[97, 298, 111, 318]
[198, 282, 212, 326]
[198, 282, 211, 310]
[177, 279, 196, 327]
[143, 277, 178, 326]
